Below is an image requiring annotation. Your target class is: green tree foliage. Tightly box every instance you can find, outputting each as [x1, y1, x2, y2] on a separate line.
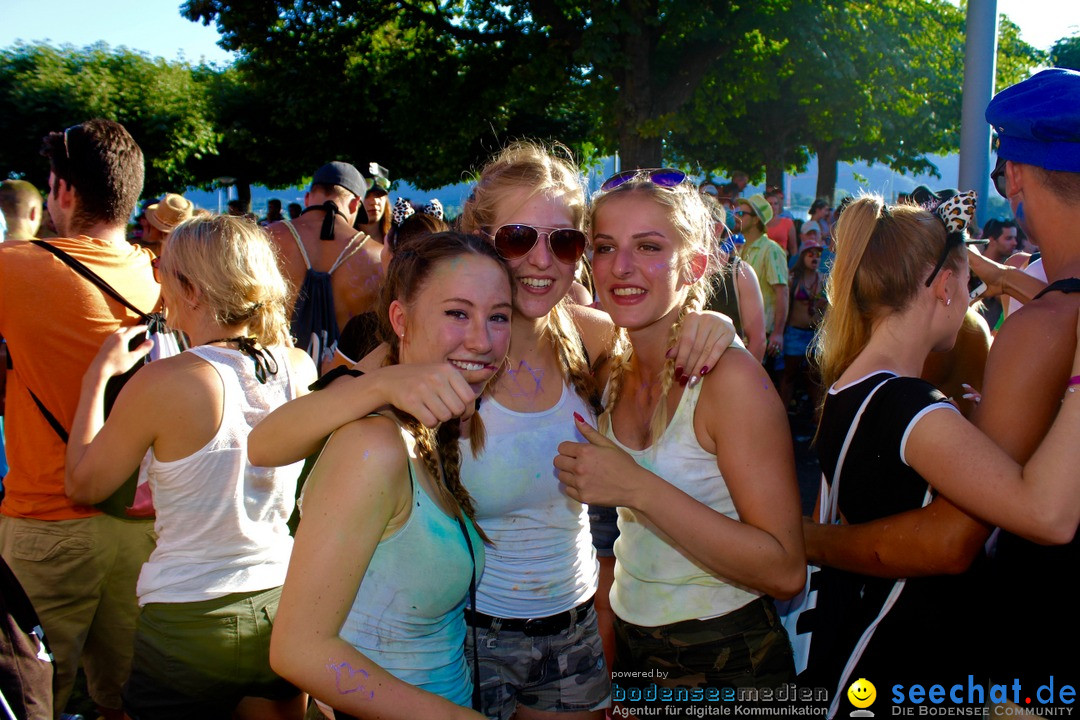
[0, 43, 219, 197]
[1050, 32, 1080, 71]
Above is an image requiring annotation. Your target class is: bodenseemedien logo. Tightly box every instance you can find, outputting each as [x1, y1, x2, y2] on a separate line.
[848, 678, 877, 717]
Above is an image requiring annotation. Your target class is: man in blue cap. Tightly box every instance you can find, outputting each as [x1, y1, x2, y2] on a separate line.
[971, 67, 1080, 697]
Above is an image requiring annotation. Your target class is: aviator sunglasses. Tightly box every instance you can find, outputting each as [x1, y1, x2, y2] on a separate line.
[489, 224, 588, 265]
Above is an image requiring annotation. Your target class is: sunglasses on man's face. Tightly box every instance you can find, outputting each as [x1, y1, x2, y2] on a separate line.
[990, 156, 1008, 199]
[490, 224, 587, 265]
[732, 210, 752, 217]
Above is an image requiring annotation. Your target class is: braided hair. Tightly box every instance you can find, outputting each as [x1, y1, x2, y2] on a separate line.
[589, 176, 716, 445]
[377, 231, 513, 537]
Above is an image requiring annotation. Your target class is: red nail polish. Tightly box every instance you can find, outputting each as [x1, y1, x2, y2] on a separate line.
[700, 365, 709, 375]
[674, 366, 684, 381]
[573, 412, 585, 423]
[679, 376, 689, 387]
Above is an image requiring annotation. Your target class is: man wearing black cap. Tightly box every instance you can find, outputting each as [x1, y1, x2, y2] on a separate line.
[971, 67, 1080, 695]
[267, 161, 383, 364]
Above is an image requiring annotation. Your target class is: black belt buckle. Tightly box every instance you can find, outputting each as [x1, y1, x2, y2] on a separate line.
[522, 616, 561, 637]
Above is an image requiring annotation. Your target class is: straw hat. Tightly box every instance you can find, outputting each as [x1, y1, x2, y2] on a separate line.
[146, 193, 194, 232]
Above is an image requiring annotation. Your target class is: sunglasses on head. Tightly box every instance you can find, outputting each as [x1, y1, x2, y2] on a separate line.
[600, 168, 687, 193]
[489, 224, 587, 265]
[990, 156, 1007, 199]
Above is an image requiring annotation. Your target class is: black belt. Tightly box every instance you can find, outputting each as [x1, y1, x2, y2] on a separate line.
[466, 597, 594, 637]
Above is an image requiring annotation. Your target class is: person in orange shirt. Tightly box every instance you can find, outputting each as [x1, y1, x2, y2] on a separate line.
[0, 119, 158, 720]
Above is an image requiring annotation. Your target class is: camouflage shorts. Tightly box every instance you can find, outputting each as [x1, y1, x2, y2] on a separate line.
[612, 597, 795, 696]
[465, 603, 612, 720]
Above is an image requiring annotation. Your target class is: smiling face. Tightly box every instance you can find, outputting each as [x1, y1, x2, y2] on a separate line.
[591, 192, 698, 333]
[392, 254, 513, 393]
[489, 189, 579, 320]
[847, 678, 876, 709]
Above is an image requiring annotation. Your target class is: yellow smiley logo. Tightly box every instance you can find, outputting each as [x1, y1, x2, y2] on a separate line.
[847, 678, 876, 709]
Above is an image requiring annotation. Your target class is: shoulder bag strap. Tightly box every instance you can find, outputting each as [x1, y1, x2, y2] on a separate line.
[825, 375, 896, 523]
[30, 240, 151, 321]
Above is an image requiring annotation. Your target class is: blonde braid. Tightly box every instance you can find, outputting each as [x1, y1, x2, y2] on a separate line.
[546, 300, 603, 417]
[597, 328, 631, 435]
[648, 281, 708, 444]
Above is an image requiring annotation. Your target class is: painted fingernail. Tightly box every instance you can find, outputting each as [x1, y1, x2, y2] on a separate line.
[700, 365, 709, 375]
[688, 375, 700, 388]
[679, 376, 689, 387]
[573, 412, 585, 423]
[674, 366, 684, 381]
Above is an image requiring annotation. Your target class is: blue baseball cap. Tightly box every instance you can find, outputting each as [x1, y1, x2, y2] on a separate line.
[985, 68, 1080, 172]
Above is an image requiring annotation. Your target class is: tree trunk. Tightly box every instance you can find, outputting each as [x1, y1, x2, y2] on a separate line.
[764, 149, 785, 193]
[614, 0, 664, 170]
[814, 141, 840, 202]
[618, 131, 663, 171]
[236, 180, 252, 213]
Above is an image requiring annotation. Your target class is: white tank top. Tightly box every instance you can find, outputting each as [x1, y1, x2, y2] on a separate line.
[605, 380, 761, 627]
[136, 345, 304, 605]
[460, 383, 598, 617]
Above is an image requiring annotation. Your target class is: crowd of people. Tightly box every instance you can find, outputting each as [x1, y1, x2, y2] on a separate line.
[0, 67, 1077, 720]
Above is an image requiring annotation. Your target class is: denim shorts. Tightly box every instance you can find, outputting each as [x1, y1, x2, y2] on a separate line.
[466, 603, 612, 720]
[783, 325, 817, 360]
[588, 504, 619, 558]
[123, 586, 299, 720]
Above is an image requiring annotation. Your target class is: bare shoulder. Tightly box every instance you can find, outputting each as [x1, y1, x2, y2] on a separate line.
[695, 346, 783, 448]
[284, 346, 318, 389]
[312, 415, 409, 497]
[991, 293, 1077, 368]
[565, 302, 615, 366]
[976, 292, 1080, 459]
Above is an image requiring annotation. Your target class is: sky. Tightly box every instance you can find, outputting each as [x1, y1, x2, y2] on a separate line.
[0, 0, 1078, 65]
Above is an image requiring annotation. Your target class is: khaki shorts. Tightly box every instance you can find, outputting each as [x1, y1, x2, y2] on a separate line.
[122, 586, 299, 720]
[0, 513, 155, 711]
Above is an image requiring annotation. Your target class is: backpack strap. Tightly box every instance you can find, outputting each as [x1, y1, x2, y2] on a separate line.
[327, 232, 369, 275]
[281, 220, 312, 271]
[1033, 277, 1080, 300]
[30, 241, 151, 321]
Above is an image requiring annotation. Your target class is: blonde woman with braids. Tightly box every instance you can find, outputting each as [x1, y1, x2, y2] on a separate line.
[65, 215, 316, 720]
[797, 195, 1080, 715]
[249, 142, 735, 720]
[269, 232, 511, 719]
[556, 170, 805, 702]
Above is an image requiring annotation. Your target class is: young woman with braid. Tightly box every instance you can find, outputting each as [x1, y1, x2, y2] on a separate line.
[555, 170, 805, 700]
[269, 232, 512, 719]
[249, 143, 736, 720]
